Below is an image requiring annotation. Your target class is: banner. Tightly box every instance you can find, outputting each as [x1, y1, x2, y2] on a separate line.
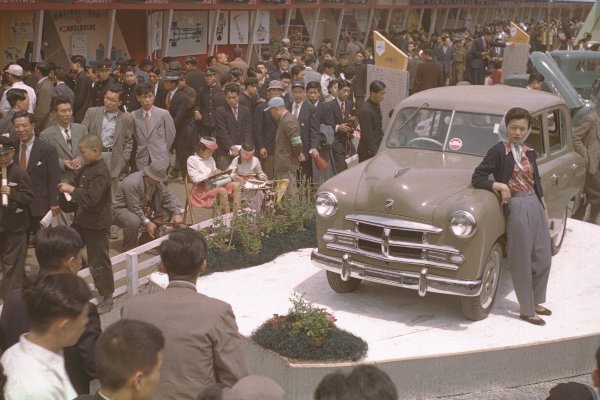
[252, 11, 269, 44]
[229, 10, 249, 45]
[0, 11, 34, 65]
[209, 10, 229, 45]
[167, 11, 208, 56]
[149, 12, 163, 51]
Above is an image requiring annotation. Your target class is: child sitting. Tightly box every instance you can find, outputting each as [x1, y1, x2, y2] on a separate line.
[187, 136, 241, 214]
[229, 143, 268, 182]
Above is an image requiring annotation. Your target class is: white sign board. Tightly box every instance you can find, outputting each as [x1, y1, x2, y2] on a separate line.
[252, 11, 270, 44]
[366, 64, 409, 130]
[501, 43, 531, 83]
[70, 33, 88, 59]
[230, 11, 249, 45]
[168, 11, 208, 56]
[210, 10, 229, 45]
[149, 12, 163, 51]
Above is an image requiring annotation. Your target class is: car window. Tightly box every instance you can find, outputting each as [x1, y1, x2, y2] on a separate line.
[525, 115, 544, 157]
[386, 108, 502, 156]
[575, 59, 600, 74]
[548, 109, 567, 154]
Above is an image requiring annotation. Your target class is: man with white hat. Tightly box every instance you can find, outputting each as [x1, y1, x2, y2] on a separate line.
[0, 64, 36, 115]
[264, 96, 304, 194]
[112, 162, 183, 251]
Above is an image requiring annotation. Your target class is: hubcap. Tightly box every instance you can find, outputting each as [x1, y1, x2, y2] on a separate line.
[480, 246, 500, 309]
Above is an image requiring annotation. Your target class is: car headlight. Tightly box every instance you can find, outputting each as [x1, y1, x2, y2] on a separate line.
[449, 211, 477, 238]
[316, 192, 338, 218]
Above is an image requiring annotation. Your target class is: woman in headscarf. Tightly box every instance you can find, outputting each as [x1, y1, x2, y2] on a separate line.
[472, 107, 552, 326]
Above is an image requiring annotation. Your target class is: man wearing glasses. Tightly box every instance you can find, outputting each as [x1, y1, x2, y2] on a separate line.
[81, 85, 134, 200]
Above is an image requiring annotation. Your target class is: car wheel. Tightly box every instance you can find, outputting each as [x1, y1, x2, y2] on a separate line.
[461, 241, 502, 321]
[551, 206, 568, 256]
[326, 270, 362, 293]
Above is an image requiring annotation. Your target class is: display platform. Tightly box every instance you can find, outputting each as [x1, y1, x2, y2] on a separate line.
[150, 218, 600, 400]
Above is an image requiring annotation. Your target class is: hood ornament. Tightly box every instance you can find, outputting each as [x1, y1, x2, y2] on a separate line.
[385, 197, 394, 210]
[394, 167, 409, 178]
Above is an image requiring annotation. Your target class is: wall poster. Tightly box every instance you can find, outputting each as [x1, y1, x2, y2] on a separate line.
[209, 10, 229, 45]
[168, 10, 208, 56]
[229, 10, 249, 45]
[252, 11, 269, 44]
[149, 12, 163, 52]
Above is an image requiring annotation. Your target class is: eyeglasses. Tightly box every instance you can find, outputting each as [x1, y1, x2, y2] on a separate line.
[104, 96, 120, 103]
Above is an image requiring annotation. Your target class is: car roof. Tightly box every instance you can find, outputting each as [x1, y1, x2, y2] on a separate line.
[399, 85, 567, 115]
[549, 50, 600, 61]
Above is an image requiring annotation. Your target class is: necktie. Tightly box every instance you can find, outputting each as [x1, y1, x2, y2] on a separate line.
[294, 103, 300, 118]
[166, 92, 172, 109]
[64, 128, 72, 152]
[233, 106, 238, 121]
[19, 144, 27, 170]
[144, 111, 150, 132]
[340, 101, 345, 118]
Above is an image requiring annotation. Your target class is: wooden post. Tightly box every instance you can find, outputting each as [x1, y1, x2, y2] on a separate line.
[454, 8, 461, 30]
[417, 7, 424, 31]
[364, 8, 375, 48]
[247, 10, 259, 66]
[442, 8, 450, 31]
[429, 8, 437, 38]
[473, 8, 480, 27]
[163, 10, 174, 57]
[107, 9, 116, 61]
[208, 9, 220, 57]
[334, 9, 345, 55]
[385, 8, 392, 33]
[283, 8, 293, 39]
[32, 10, 44, 62]
[403, 9, 409, 31]
[126, 252, 139, 296]
[311, 8, 321, 46]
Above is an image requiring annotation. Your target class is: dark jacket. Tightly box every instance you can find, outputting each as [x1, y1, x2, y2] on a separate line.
[14, 138, 61, 217]
[0, 289, 102, 395]
[414, 60, 444, 93]
[71, 71, 93, 123]
[92, 77, 116, 108]
[160, 90, 189, 135]
[215, 104, 253, 155]
[0, 163, 33, 232]
[254, 101, 278, 154]
[68, 159, 112, 230]
[357, 99, 384, 161]
[472, 141, 544, 214]
[194, 84, 226, 129]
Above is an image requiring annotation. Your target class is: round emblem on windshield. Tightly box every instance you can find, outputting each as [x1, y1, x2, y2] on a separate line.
[448, 138, 463, 151]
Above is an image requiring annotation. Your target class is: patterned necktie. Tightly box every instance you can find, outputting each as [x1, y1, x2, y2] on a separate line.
[294, 103, 300, 118]
[166, 92, 172, 109]
[233, 106, 238, 121]
[19, 144, 27, 170]
[340, 101, 345, 118]
[64, 128, 72, 152]
[144, 111, 150, 132]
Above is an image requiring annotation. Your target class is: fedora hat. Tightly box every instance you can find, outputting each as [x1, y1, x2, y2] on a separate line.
[164, 70, 181, 81]
[267, 80, 284, 90]
[143, 163, 168, 182]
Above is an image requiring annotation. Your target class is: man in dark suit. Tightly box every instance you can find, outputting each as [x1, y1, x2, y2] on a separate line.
[0, 135, 33, 298]
[158, 71, 190, 178]
[193, 68, 226, 138]
[92, 60, 117, 108]
[75, 320, 164, 400]
[357, 80, 386, 162]
[433, 35, 453, 86]
[12, 111, 61, 240]
[53, 66, 75, 105]
[0, 226, 101, 395]
[414, 49, 444, 93]
[122, 229, 248, 399]
[183, 57, 205, 95]
[68, 55, 93, 123]
[288, 81, 319, 181]
[215, 83, 253, 170]
[324, 79, 355, 174]
[469, 30, 494, 85]
[254, 80, 284, 179]
[149, 67, 166, 106]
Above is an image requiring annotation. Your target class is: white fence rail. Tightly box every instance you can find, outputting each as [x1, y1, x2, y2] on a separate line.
[77, 213, 234, 299]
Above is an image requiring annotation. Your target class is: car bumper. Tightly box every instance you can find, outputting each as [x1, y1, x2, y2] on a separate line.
[311, 248, 483, 297]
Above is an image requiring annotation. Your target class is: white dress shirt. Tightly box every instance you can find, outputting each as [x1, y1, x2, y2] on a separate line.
[1, 334, 77, 400]
[0, 81, 37, 115]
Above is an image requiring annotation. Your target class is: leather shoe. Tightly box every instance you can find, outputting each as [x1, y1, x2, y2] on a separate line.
[535, 306, 552, 316]
[519, 314, 546, 326]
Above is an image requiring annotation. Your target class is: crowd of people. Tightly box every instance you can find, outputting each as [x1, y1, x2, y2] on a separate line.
[0, 12, 599, 400]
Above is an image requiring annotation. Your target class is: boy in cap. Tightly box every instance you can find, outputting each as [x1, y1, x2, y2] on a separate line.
[194, 68, 226, 138]
[0, 136, 33, 298]
[59, 134, 113, 313]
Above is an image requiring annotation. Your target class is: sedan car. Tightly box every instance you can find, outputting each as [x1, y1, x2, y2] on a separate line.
[311, 85, 585, 320]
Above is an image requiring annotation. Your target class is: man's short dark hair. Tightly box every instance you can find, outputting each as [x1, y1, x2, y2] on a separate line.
[314, 372, 351, 400]
[280, 72, 292, 81]
[95, 319, 165, 392]
[233, 48, 243, 58]
[306, 81, 321, 91]
[6, 88, 27, 109]
[11, 111, 34, 124]
[337, 79, 351, 90]
[347, 365, 397, 400]
[71, 55, 87, 68]
[505, 107, 532, 128]
[185, 57, 198, 66]
[290, 65, 305, 79]
[255, 61, 266, 69]
[528, 71, 545, 84]
[369, 80, 386, 94]
[23, 273, 91, 333]
[224, 83, 240, 95]
[54, 66, 69, 82]
[35, 62, 52, 77]
[51, 96, 73, 112]
[136, 82, 154, 97]
[323, 59, 336, 71]
[159, 228, 208, 278]
[106, 85, 124, 101]
[327, 79, 339, 91]
[304, 55, 316, 67]
[149, 67, 161, 76]
[35, 226, 83, 273]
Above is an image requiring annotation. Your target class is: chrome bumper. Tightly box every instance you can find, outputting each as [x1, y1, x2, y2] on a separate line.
[311, 248, 483, 297]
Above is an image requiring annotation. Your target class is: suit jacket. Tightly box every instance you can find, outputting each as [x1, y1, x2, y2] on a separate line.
[0, 289, 101, 395]
[54, 82, 75, 105]
[215, 104, 252, 155]
[132, 106, 176, 171]
[194, 85, 226, 129]
[71, 71, 93, 123]
[0, 110, 15, 139]
[324, 98, 353, 130]
[0, 163, 33, 232]
[573, 111, 600, 175]
[81, 107, 134, 178]
[288, 101, 319, 156]
[153, 82, 167, 107]
[274, 111, 302, 173]
[303, 68, 322, 87]
[159, 89, 189, 135]
[357, 98, 384, 160]
[433, 44, 453, 75]
[33, 77, 55, 132]
[122, 281, 248, 400]
[14, 137, 61, 217]
[184, 68, 205, 94]
[254, 101, 278, 154]
[39, 123, 87, 182]
[414, 60, 444, 93]
[469, 37, 489, 69]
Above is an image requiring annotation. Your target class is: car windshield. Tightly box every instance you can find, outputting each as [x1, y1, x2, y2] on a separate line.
[386, 108, 504, 156]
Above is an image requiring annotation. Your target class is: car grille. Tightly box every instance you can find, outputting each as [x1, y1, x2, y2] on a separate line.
[323, 214, 463, 270]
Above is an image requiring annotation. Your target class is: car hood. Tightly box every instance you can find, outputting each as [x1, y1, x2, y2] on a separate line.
[354, 150, 481, 222]
[530, 51, 585, 110]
